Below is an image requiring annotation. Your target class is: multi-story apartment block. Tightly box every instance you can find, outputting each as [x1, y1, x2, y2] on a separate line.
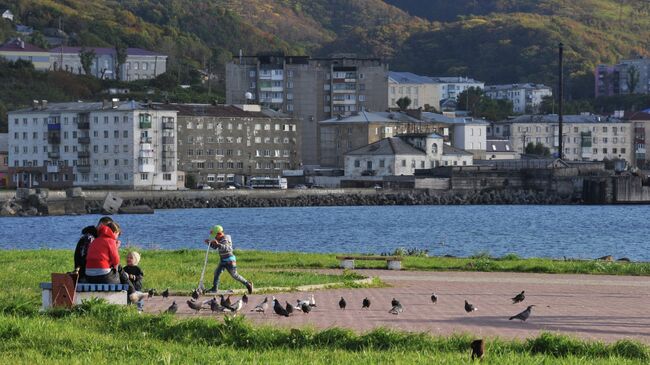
[0, 38, 49, 70]
[226, 54, 388, 166]
[159, 103, 300, 188]
[388, 72, 484, 111]
[483, 83, 552, 114]
[488, 114, 633, 163]
[0, 133, 8, 187]
[595, 58, 650, 97]
[594, 65, 621, 97]
[49, 46, 167, 80]
[621, 110, 650, 168]
[8, 100, 178, 189]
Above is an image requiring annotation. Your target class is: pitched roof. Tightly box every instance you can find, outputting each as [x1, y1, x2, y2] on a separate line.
[49, 46, 166, 57]
[498, 114, 627, 124]
[151, 103, 267, 118]
[484, 83, 551, 91]
[0, 39, 47, 53]
[486, 139, 514, 153]
[9, 100, 167, 113]
[443, 144, 473, 156]
[626, 110, 650, 120]
[346, 137, 425, 156]
[320, 111, 395, 124]
[389, 71, 482, 85]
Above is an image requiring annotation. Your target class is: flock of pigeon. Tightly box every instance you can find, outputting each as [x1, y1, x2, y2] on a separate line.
[148, 287, 536, 324]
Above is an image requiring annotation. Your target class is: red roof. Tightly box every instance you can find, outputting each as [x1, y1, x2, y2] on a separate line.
[623, 111, 650, 121]
[0, 39, 48, 53]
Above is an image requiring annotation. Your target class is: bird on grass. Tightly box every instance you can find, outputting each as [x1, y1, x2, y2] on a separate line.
[165, 301, 177, 314]
[511, 291, 525, 304]
[362, 297, 371, 309]
[389, 300, 403, 315]
[431, 293, 438, 304]
[285, 301, 294, 316]
[391, 298, 399, 307]
[186, 299, 203, 313]
[162, 288, 169, 299]
[465, 300, 478, 313]
[147, 289, 156, 298]
[252, 297, 269, 314]
[470, 339, 485, 360]
[191, 289, 201, 300]
[509, 305, 535, 321]
[300, 302, 312, 314]
[273, 298, 289, 317]
[339, 297, 346, 310]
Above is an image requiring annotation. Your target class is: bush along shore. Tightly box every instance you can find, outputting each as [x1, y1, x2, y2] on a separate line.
[87, 189, 575, 212]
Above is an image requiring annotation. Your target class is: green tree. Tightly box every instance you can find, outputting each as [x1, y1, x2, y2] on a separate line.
[525, 142, 551, 156]
[457, 87, 483, 115]
[396, 96, 411, 110]
[626, 66, 640, 94]
[79, 47, 96, 76]
[28, 31, 49, 50]
[115, 43, 128, 81]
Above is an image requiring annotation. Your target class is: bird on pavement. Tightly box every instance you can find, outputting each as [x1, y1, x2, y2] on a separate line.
[165, 301, 177, 314]
[389, 301, 403, 315]
[208, 297, 221, 313]
[191, 289, 200, 300]
[391, 298, 399, 307]
[300, 302, 311, 313]
[273, 298, 289, 317]
[296, 299, 310, 310]
[162, 288, 169, 299]
[252, 297, 269, 313]
[509, 305, 535, 321]
[339, 297, 346, 310]
[309, 293, 317, 307]
[470, 339, 485, 360]
[431, 293, 438, 304]
[147, 288, 156, 298]
[220, 294, 232, 308]
[187, 299, 203, 313]
[362, 297, 371, 309]
[511, 291, 525, 304]
[129, 291, 148, 303]
[465, 300, 478, 313]
[227, 295, 248, 315]
[285, 301, 294, 316]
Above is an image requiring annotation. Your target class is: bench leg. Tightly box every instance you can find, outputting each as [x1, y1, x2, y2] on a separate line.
[387, 260, 402, 270]
[41, 289, 52, 311]
[340, 259, 355, 270]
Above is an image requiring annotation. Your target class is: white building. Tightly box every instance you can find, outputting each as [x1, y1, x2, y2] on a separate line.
[389, 72, 484, 111]
[8, 100, 178, 190]
[484, 83, 552, 114]
[419, 112, 488, 159]
[344, 133, 473, 177]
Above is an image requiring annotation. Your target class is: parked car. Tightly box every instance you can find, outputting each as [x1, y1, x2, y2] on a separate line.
[197, 185, 213, 190]
[293, 184, 307, 190]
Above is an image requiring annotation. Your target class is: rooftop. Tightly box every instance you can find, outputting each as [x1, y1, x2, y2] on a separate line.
[443, 144, 473, 156]
[389, 71, 482, 85]
[486, 139, 514, 153]
[484, 83, 551, 91]
[420, 112, 489, 125]
[151, 103, 267, 118]
[346, 137, 425, 156]
[498, 114, 627, 124]
[0, 39, 47, 53]
[49, 46, 166, 57]
[9, 100, 166, 114]
[319, 111, 421, 124]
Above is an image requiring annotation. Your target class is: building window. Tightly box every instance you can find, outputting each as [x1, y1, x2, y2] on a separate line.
[141, 173, 148, 180]
[163, 173, 171, 181]
[354, 160, 360, 168]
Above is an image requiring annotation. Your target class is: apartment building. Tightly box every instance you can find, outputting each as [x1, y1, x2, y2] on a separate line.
[388, 72, 484, 111]
[49, 46, 167, 80]
[8, 100, 178, 189]
[226, 54, 388, 165]
[0, 133, 8, 187]
[483, 83, 552, 114]
[489, 114, 633, 163]
[158, 103, 300, 188]
[0, 38, 49, 70]
[621, 110, 650, 168]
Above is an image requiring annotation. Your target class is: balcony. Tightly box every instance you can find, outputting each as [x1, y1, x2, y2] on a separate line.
[77, 122, 90, 129]
[140, 121, 152, 129]
[138, 162, 155, 173]
[161, 164, 176, 172]
[48, 151, 60, 159]
[78, 151, 90, 158]
[47, 131, 60, 144]
[46, 165, 59, 173]
[162, 121, 175, 130]
[140, 137, 152, 144]
[162, 136, 174, 145]
[78, 137, 90, 144]
[47, 123, 61, 131]
[77, 165, 91, 173]
[259, 86, 284, 92]
[162, 150, 176, 158]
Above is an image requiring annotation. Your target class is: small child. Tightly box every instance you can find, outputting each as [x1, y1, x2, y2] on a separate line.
[204, 225, 253, 294]
[123, 251, 145, 311]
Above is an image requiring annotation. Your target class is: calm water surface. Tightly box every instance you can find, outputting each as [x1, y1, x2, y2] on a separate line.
[0, 205, 648, 260]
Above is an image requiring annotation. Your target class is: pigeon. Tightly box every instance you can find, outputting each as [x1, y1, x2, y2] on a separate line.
[187, 299, 203, 313]
[252, 297, 269, 313]
[242, 294, 249, 304]
[362, 297, 371, 309]
[285, 301, 294, 316]
[147, 288, 156, 298]
[191, 289, 201, 300]
[273, 298, 289, 317]
[431, 293, 438, 304]
[227, 296, 248, 314]
[470, 339, 485, 360]
[220, 294, 232, 308]
[388, 301, 403, 315]
[509, 305, 535, 321]
[339, 297, 346, 310]
[165, 300, 177, 314]
[309, 293, 317, 307]
[300, 302, 311, 313]
[464, 300, 478, 313]
[391, 298, 399, 307]
[511, 291, 525, 304]
[208, 297, 221, 313]
[296, 299, 310, 310]
[162, 288, 169, 299]
[129, 291, 148, 303]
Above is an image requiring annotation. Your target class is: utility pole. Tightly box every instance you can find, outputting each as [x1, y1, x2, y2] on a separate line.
[558, 43, 564, 160]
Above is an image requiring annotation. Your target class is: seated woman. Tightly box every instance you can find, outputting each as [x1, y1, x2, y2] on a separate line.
[84, 221, 122, 284]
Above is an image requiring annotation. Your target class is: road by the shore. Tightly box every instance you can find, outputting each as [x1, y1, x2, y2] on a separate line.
[144, 270, 650, 343]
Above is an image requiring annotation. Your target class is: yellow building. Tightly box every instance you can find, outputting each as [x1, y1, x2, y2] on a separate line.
[0, 39, 49, 71]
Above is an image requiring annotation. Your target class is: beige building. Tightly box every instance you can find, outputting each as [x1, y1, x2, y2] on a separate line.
[622, 111, 650, 168]
[160, 103, 300, 188]
[388, 72, 484, 111]
[489, 114, 633, 163]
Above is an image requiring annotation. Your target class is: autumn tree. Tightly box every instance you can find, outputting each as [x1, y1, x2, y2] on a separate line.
[79, 47, 96, 76]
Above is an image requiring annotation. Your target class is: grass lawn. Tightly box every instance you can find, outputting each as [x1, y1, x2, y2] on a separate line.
[0, 302, 647, 364]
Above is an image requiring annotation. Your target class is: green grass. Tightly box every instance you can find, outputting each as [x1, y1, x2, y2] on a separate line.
[0, 302, 647, 364]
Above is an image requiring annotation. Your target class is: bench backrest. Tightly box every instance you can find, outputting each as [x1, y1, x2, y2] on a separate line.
[40, 282, 130, 292]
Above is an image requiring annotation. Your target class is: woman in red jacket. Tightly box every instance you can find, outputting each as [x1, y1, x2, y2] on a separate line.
[85, 221, 122, 284]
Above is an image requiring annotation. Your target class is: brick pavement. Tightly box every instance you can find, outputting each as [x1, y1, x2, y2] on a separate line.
[144, 270, 650, 343]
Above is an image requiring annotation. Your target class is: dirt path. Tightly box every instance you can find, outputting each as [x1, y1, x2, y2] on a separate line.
[144, 270, 650, 343]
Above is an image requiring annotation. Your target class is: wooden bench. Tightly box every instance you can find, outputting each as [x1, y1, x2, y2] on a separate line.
[335, 256, 403, 270]
[39, 282, 130, 311]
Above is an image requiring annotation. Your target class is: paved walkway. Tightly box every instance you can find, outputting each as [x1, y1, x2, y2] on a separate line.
[144, 270, 650, 343]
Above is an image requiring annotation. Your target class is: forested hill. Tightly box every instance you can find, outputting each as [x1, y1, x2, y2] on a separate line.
[1, 0, 650, 99]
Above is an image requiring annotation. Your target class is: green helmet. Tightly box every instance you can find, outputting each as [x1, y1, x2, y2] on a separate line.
[209, 225, 224, 239]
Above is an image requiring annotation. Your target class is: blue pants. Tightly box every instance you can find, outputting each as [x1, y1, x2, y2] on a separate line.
[212, 260, 248, 291]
